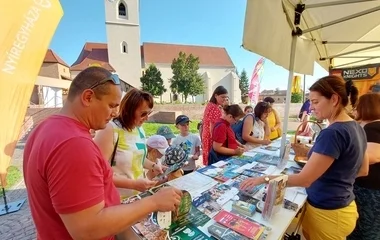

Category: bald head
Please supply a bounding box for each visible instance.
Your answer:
[67,67,113,101]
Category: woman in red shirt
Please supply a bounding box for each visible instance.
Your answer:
[209,104,246,164]
[201,86,229,165]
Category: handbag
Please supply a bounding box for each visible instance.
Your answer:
[110,133,119,167]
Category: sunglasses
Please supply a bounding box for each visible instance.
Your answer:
[89,74,121,89]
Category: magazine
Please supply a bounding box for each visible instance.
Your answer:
[213,210,265,239]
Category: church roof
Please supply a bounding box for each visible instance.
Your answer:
[70,42,235,72]
[44,49,69,67]
[142,42,235,68]
[70,42,115,72]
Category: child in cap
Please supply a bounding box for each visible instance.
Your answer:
[162,144,188,181]
[146,135,169,179]
[156,125,176,145]
[172,115,201,175]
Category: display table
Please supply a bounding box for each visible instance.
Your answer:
[125,139,307,240]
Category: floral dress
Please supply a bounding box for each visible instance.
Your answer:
[201,102,223,165]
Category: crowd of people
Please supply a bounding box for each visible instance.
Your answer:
[22,66,380,240]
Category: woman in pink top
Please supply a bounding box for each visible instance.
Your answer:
[201,86,229,165]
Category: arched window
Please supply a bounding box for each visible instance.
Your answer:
[121,41,128,53]
[118,2,128,19]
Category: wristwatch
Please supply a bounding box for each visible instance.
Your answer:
[264,176,270,183]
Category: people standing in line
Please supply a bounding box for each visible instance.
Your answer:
[241,75,368,240]
[94,88,164,198]
[348,93,380,240]
[263,97,282,140]
[201,86,228,165]
[23,67,182,240]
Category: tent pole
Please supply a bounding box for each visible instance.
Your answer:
[303,5,380,33]
[302,75,306,103]
[280,35,297,158]
[306,0,378,9]
[2,188,9,214]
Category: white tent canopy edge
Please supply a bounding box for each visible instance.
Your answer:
[242,0,380,157]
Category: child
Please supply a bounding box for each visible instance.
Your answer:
[146,135,169,180]
[156,125,176,145]
[162,144,189,181]
[172,115,201,175]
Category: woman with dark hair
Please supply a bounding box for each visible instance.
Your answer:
[241,75,369,240]
[201,86,229,165]
[239,102,271,149]
[348,93,380,240]
[94,88,162,198]
[210,104,245,163]
[263,97,282,140]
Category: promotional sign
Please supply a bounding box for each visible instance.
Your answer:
[330,63,380,96]
[0,0,63,187]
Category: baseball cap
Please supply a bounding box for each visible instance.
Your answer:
[146,135,169,155]
[163,144,188,166]
[175,115,191,125]
[156,126,176,139]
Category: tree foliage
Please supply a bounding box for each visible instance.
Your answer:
[291,92,303,103]
[239,69,249,96]
[140,64,166,98]
[170,52,205,102]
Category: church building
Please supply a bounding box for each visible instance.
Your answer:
[70,0,241,103]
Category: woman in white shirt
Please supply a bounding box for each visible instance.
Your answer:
[94,89,163,198]
[241,101,271,149]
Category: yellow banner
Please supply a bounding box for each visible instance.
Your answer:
[0,0,63,187]
[291,75,302,94]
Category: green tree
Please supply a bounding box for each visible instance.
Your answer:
[170,52,205,102]
[140,64,166,99]
[291,92,302,103]
[239,69,249,96]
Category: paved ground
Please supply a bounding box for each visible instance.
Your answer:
[0,141,36,240]
[0,121,302,240]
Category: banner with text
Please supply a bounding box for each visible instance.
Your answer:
[0,0,63,187]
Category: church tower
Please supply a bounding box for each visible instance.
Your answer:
[104,0,142,88]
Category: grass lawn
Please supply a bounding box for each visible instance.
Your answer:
[144,121,200,137]
[0,166,22,196]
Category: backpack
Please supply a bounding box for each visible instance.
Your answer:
[231,113,254,144]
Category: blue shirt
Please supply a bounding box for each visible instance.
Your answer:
[306,121,367,210]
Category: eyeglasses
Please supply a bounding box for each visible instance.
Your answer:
[141,110,153,118]
[89,74,121,89]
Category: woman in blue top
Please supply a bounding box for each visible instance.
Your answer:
[241,75,369,240]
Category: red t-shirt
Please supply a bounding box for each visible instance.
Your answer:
[23,115,120,240]
[212,118,239,150]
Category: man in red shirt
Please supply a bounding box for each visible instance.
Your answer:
[23,67,182,240]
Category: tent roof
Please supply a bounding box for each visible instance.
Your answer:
[242,0,380,75]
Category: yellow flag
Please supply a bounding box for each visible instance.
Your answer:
[0,0,63,187]
[291,75,302,94]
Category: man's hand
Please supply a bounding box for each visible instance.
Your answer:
[152,187,183,212]
[132,179,157,192]
[152,163,164,174]
[261,139,271,145]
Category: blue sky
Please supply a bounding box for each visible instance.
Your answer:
[49,0,328,91]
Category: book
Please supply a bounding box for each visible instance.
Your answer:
[262,175,288,220]
[170,223,211,239]
[232,200,256,217]
[214,210,265,239]
[208,222,251,240]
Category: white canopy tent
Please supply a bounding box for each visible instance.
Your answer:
[242,0,380,156]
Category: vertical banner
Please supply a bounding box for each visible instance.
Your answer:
[291,75,302,93]
[248,57,265,105]
[0,0,63,187]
